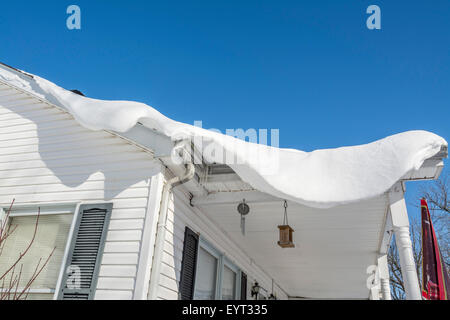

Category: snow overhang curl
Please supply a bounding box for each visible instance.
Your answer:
[0,64,447,208]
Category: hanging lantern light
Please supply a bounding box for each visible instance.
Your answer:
[237,199,250,236]
[250,282,260,299]
[278,200,295,248]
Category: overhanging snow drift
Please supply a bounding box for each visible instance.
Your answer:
[0,65,447,208]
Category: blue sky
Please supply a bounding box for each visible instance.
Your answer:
[0,0,448,216]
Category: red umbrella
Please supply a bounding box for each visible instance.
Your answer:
[421,198,449,300]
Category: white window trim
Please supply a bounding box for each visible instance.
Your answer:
[6,288,55,294]
[53,202,81,300]
[222,256,241,300]
[2,202,78,217]
[194,237,242,300]
[0,207,5,228]
[0,202,78,300]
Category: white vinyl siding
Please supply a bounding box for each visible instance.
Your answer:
[0,82,161,299]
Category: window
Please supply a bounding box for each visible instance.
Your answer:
[0,206,74,300]
[179,229,247,301]
[192,238,242,300]
[221,264,237,300]
[0,203,112,300]
[193,247,218,300]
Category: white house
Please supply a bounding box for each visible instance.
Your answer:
[0,62,447,300]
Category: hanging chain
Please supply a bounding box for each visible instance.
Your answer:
[238,199,249,236]
[282,200,288,225]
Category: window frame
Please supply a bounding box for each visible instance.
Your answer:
[0,202,78,299]
[193,238,222,300]
[193,237,242,300]
[221,257,240,300]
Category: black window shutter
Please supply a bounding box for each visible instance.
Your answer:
[57,203,112,300]
[179,227,199,300]
[240,272,247,300]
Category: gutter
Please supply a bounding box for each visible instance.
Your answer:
[147,142,196,299]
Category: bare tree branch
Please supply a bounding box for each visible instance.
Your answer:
[388,171,450,299]
[0,202,55,300]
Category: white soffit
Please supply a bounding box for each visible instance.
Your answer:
[197,194,388,299]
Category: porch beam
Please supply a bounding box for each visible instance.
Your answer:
[388,182,421,300]
[191,190,280,206]
[205,173,242,184]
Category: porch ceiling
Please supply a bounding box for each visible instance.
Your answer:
[196,193,388,299]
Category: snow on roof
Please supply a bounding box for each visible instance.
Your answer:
[0,63,447,208]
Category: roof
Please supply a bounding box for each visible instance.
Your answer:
[0,62,447,298]
[0,62,447,209]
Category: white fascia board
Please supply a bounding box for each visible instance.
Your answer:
[401,159,445,181]
[0,62,34,80]
[114,124,174,158]
[401,145,447,181]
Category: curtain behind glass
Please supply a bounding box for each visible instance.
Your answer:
[0,214,72,299]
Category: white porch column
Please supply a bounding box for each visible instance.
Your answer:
[370,286,380,300]
[388,182,421,300]
[377,254,391,300]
